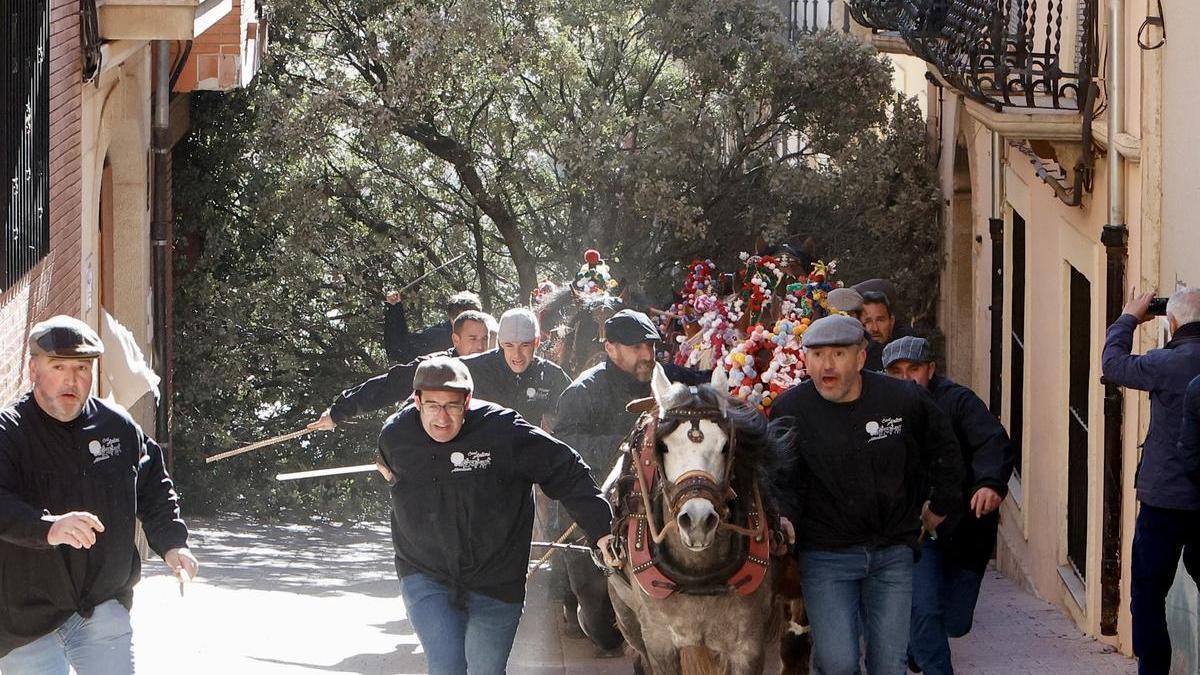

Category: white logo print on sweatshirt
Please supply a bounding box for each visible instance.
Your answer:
[88,438,122,463]
[865,418,903,443]
[449,451,493,473]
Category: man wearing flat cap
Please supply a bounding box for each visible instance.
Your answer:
[826,287,886,371]
[883,336,1014,675]
[770,315,963,675]
[555,309,709,477]
[551,308,709,647]
[0,316,197,673]
[377,356,614,674]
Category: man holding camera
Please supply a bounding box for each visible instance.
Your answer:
[1101,287,1200,675]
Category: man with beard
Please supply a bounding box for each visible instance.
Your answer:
[550,309,707,651]
[555,309,702,473]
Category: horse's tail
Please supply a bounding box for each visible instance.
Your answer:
[679,646,723,675]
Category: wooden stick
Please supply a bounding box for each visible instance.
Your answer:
[275,464,378,481]
[396,253,468,294]
[529,541,592,553]
[526,523,578,581]
[205,428,315,464]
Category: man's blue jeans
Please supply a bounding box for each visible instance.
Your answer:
[801,545,914,675]
[907,537,985,675]
[0,599,134,675]
[1130,504,1200,675]
[400,572,525,675]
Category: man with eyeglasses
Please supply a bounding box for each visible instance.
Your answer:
[378,356,616,674]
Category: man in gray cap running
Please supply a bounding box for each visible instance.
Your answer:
[378,356,615,674]
[882,336,1014,675]
[770,315,963,675]
[0,316,197,674]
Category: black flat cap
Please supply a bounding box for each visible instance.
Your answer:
[604,309,661,345]
[28,315,104,359]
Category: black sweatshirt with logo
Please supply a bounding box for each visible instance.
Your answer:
[379,400,611,603]
[770,371,963,552]
[0,394,188,655]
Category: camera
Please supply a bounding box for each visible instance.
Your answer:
[1148,297,1169,316]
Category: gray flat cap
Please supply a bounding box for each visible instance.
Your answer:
[28,315,104,359]
[827,288,864,313]
[413,356,474,393]
[497,308,539,343]
[882,336,934,369]
[801,314,868,348]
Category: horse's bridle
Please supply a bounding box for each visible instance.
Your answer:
[656,397,738,521]
[630,389,767,545]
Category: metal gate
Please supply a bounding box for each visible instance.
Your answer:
[2,0,52,291]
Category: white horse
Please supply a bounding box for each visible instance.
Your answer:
[606,364,800,674]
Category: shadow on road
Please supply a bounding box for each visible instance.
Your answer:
[187,515,398,598]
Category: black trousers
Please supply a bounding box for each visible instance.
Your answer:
[1130,503,1200,675]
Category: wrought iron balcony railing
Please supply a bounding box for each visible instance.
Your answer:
[848,0,1098,112]
[785,0,852,40]
[844,0,902,31]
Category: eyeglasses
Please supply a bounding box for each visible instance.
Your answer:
[420,401,466,417]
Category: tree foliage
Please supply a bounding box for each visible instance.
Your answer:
[171,0,941,517]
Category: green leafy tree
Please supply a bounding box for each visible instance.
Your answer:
[171,1,941,517]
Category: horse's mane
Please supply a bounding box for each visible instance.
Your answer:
[656,384,797,521]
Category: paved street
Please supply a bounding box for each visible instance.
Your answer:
[131,517,1136,674]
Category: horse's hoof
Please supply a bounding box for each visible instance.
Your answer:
[593,645,625,659]
[560,605,586,638]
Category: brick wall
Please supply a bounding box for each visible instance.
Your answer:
[0,0,83,404]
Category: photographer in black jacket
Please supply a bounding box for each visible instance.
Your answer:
[379,356,614,674]
[0,316,196,674]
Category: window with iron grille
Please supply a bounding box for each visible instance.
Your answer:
[2,0,52,292]
[1067,266,1091,581]
[1009,211,1026,477]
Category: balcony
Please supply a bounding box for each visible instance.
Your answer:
[173,0,268,92]
[847,0,1098,114]
[95,0,232,41]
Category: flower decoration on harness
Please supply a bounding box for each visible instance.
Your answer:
[572,249,619,296]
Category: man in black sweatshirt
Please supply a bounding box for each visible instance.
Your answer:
[0,316,196,673]
[379,356,614,674]
[771,315,963,675]
[310,309,494,431]
[884,336,1014,675]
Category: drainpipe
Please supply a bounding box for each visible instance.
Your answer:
[151,40,174,469]
[1100,0,1126,638]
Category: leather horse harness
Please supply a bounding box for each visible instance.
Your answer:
[611,388,777,600]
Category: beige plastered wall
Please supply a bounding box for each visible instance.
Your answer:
[79,44,157,428]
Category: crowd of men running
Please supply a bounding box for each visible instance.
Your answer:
[0,280,1197,675]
